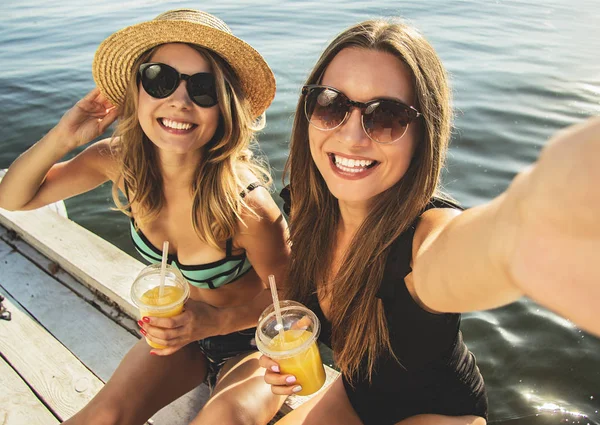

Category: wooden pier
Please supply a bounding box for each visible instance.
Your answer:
[0,172,337,424]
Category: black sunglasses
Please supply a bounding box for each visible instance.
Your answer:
[302,85,422,144]
[138,62,218,108]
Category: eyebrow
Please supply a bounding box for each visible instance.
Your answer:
[319,83,414,106]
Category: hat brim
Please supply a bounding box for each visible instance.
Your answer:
[92,20,275,118]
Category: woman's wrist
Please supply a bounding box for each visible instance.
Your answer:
[44,126,81,154]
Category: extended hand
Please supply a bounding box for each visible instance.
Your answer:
[138,299,223,356]
[506,116,600,337]
[55,88,119,149]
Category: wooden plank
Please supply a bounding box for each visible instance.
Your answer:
[0,291,105,421]
[0,203,143,319]
[0,170,338,420]
[0,238,138,382]
[0,232,209,425]
[0,228,139,333]
[0,357,60,425]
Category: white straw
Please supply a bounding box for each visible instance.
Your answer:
[158,241,169,298]
[268,274,285,341]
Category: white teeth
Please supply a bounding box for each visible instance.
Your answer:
[161,118,193,130]
[332,154,375,173]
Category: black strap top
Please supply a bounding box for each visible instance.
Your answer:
[281,188,487,423]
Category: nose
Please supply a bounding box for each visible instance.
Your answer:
[168,80,193,109]
[336,107,370,147]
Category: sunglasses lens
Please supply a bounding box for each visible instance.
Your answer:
[139,64,179,98]
[305,87,348,130]
[188,73,218,107]
[363,101,413,144]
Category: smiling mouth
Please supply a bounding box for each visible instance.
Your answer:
[158,118,198,131]
[329,153,378,173]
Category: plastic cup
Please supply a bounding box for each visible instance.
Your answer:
[130,263,189,349]
[255,300,326,396]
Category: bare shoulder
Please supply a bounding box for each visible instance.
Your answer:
[405,207,462,313]
[413,207,462,257]
[239,185,283,232]
[236,165,277,218]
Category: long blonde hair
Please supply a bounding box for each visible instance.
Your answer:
[110,44,271,248]
[285,20,452,383]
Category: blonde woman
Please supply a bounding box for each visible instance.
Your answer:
[259,19,599,425]
[0,9,289,425]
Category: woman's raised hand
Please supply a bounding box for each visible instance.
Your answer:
[137,299,224,356]
[55,88,119,149]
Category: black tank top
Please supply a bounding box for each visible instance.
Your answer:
[281,190,488,425]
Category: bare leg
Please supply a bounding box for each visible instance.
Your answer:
[273,376,486,425]
[192,351,286,425]
[396,415,486,425]
[274,376,363,425]
[64,339,208,425]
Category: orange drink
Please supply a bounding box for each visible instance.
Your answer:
[130,264,189,349]
[256,300,326,396]
[268,329,326,395]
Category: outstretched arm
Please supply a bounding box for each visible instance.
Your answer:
[411,117,600,337]
[0,88,119,210]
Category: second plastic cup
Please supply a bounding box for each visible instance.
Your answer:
[255,300,326,396]
[130,263,189,349]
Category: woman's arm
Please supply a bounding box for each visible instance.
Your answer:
[0,88,119,210]
[218,186,291,333]
[411,117,600,337]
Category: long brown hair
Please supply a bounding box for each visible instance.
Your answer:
[111,43,271,248]
[285,19,452,383]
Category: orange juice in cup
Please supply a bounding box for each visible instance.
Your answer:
[256,300,326,396]
[130,264,189,349]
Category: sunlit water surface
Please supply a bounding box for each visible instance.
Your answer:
[1,1,599,423]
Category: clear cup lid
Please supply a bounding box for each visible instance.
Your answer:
[130,264,189,312]
[255,300,321,359]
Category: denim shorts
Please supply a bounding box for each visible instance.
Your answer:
[197,327,257,390]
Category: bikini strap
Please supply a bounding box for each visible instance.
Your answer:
[122,179,133,213]
[123,179,130,200]
[240,182,262,198]
[226,238,233,256]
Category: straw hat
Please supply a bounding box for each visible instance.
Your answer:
[92,9,275,118]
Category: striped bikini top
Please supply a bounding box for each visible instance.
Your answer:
[125,182,260,289]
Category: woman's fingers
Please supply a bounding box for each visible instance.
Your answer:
[258,355,302,395]
[149,344,185,357]
[258,354,279,370]
[265,370,303,395]
[138,317,186,345]
[98,106,120,133]
[291,315,313,330]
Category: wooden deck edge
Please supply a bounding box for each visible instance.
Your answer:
[0,290,105,421]
[0,205,142,319]
[0,170,340,417]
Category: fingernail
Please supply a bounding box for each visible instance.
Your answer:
[142,317,150,323]
[137,320,144,327]
[271,365,280,373]
[140,328,147,336]
[292,386,303,393]
[285,376,296,384]
[150,351,157,356]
